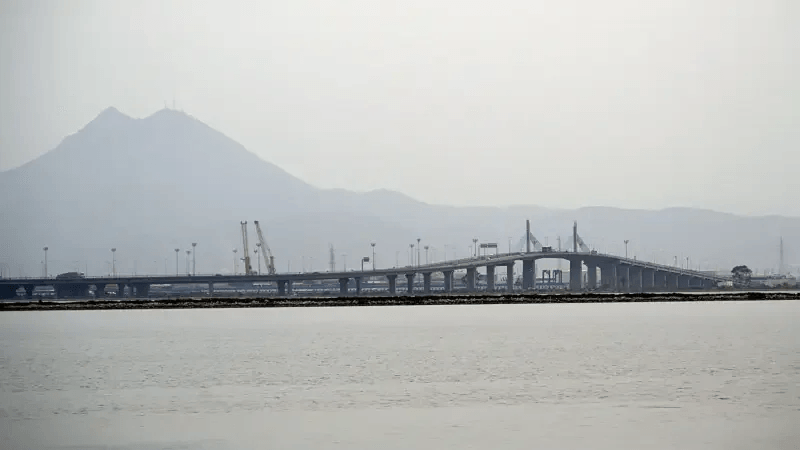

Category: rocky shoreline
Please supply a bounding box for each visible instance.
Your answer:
[1,291,797,311]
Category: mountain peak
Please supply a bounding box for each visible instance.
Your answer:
[80,106,132,133]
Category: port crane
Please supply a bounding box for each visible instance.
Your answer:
[240,221,254,275]
[253,220,277,275]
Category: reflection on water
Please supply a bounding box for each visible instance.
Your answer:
[1,301,798,449]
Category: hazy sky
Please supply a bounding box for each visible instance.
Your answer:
[1,0,798,215]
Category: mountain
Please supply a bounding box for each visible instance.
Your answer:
[1,108,798,278]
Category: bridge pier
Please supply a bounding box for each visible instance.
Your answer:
[406,273,415,294]
[617,266,629,291]
[278,280,287,296]
[94,283,106,298]
[569,259,582,291]
[586,263,597,290]
[678,275,690,290]
[287,280,293,295]
[116,284,125,298]
[702,279,716,289]
[0,285,18,299]
[654,271,667,290]
[522,260,535,290]
[666,273,678,291]
[600,264,616,290]
[642,269,655,291]
[422,273,432,294]
[355,277,362,296]
[207,282,214,297]
[339,278,349,295]
[442,271,453,293]
[630,267,643,292]
[130,283,150,298]
[506,264,514,292]
[466,268,477,291]
[387,274,397,295]
[24,285,34,299]
[486,266,495,291]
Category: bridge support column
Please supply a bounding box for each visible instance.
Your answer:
[339,278,349,295]
[522,260,534,290]
[486,266,495,291]
[690,277,702,289]
[24,285,34,299]
[678,275,690,290]
[466,268,476,291]
[387,274,397,295]
[355,277,362,296]
[278,281,287,296]
[642,269,655,291]
[586,264,597,290]
[666,273,678,291]
[443,271,453,293]
[406,274,415,294]
[131,283,150,298]
[287,280,293,295]
[569,259,582,291]
[600,265,616,290]
[94,284,106,298]
[506,264,514,292]
[0,285,18,299]
[629,267,643,292]
[654,271,667,290]
[116,284,126,298]
[618,266,629,291]
[423,273,432,294]
[702,279,716,289]
[206,282,213,297]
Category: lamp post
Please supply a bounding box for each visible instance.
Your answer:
[417,238,421,268]
[473,238,478,257]
[43,247,48,278]
[409,244,414,266]
[233,249,238,275]
[185,250,191,275]
[111,248,116,277]
[175,248,180,275]
[624,240,629,259]
[362,256,369,272]
[424,245,429,265]
[255,245,261,275]
[371,242,376,270]
[192,242,197,276]
[343,253,347,271]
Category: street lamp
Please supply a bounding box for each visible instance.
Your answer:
[409,244,414,266]
[43,247,48,278]
[371,242,376,270]
[111,248,116,277]
[232,249,238,275]
[417,238,421,267]
[473,238,478,257]
[362,256,369,272]
[174,248,180,275]
[624,240,629,259]
[255,245,261,275]
[192,242,197,276]
[424,245,429,265]
[343,253,347,271]
[186,250,191,275]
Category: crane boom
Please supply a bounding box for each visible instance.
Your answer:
[253,220,276,275]
[240,221,253,275]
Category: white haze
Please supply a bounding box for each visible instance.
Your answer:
[1,0,798,216]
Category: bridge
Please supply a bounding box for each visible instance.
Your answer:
[0,250,729,300]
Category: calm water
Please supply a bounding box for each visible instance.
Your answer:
[1,301,798,449]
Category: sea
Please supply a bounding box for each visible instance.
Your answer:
[1,300,798,449]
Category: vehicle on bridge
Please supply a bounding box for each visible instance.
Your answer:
[56,272,85,279]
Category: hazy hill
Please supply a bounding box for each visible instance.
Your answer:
[0,108,797,278]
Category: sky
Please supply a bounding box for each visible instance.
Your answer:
[1,0,798,216]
